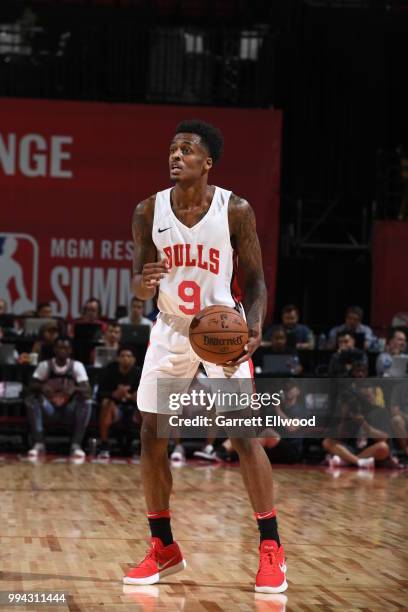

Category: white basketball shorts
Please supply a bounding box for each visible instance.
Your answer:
[137,311,252,414]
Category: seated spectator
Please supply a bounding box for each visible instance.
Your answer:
[97,346,142,459]
[390,381,408,457]
[25,337,92,460]
[31,321,60,361]
[36,302,53,318]
[323,382,391,468]
[264,326,290,352]
[72,297,107,333]
[118,297,153,328]
[259,381,306,464]
[328,332,367,377]
[100,321,122,350]
[327,305,376,351]
[264,304,313,350]
[263,326,302,375]
[376,329,407,376]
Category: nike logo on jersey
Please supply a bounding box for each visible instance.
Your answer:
[158,227,171,233]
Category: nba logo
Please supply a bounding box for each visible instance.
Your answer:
[0,233,39,314]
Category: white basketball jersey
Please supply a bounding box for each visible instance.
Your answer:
[152,186,238,318]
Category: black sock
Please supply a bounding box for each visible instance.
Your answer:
[257,516,280,546]
[148,517,173,546]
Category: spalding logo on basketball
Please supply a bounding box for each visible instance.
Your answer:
[189,305,249,365]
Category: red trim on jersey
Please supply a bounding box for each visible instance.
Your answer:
[230,249,242,304]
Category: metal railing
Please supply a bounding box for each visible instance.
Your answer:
[0,19,275,106]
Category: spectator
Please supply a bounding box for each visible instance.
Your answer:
[263,326,302,375]
[25,337,92,460]
[328,332,367,377]
[118,297,153,328]
[36,302,53,318]
[71,297,107,346]
[260,382,306,464]
[376,329,407,376]
[265,326,289,352]
[327,306,375,351]
[0,298,6,316]
[390,381,408,457]
[100,321,122,350]
[323,382,391,468]
[31,321,60,361]
[97,346,142,459]
[264,305,313,350]
[73,298,107,330]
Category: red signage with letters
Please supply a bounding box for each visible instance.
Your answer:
[0,99,282,320]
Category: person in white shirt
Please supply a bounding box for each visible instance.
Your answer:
[25,337,92,460]
[118,297,153,328]
[376,329,407,376]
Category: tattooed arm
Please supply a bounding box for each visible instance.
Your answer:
[229,194,267,363]
[131,196,168,300]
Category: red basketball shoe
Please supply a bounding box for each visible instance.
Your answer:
[255,540,288,593]
[123,537,186,585]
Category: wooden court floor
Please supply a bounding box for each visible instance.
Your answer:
[0,456,407,611]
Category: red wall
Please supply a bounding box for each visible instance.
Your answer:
[0,99,282,320]
[372,221,408,328]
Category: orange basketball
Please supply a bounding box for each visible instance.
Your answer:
[189,305,249,365]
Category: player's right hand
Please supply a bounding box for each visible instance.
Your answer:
[142,260,169,288]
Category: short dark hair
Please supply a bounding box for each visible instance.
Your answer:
[271,325,287,337]
[337,331,355,341]
[117,345,137,358]
[389,328,407,341]
[107,320,121,329]
[83,297,102,316]
[175,119,224,163]
[54,335,71,347]
[346,305,363,319]
[282,304,299,315]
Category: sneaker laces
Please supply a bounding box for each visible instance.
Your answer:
[260,548,278,571]
[139,544,158,566]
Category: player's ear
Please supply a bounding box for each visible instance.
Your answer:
[205,156,213,171]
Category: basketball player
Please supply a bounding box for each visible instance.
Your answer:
[123,120,287,593]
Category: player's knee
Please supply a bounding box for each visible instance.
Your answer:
[140,415,165,454]
[391,414,405,429]
[229,437,258,456]
[374,441,390,461]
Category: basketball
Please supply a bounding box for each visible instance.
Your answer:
[189,305,249,364]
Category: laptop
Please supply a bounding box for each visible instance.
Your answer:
[94,346,118,368]
[262,354,294,374]
[120,324,151,345]
[389,355,408,377]
[0,314,15,329]
[73,323,103,341]
[0,344,16,365]
[24,318,56,335]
